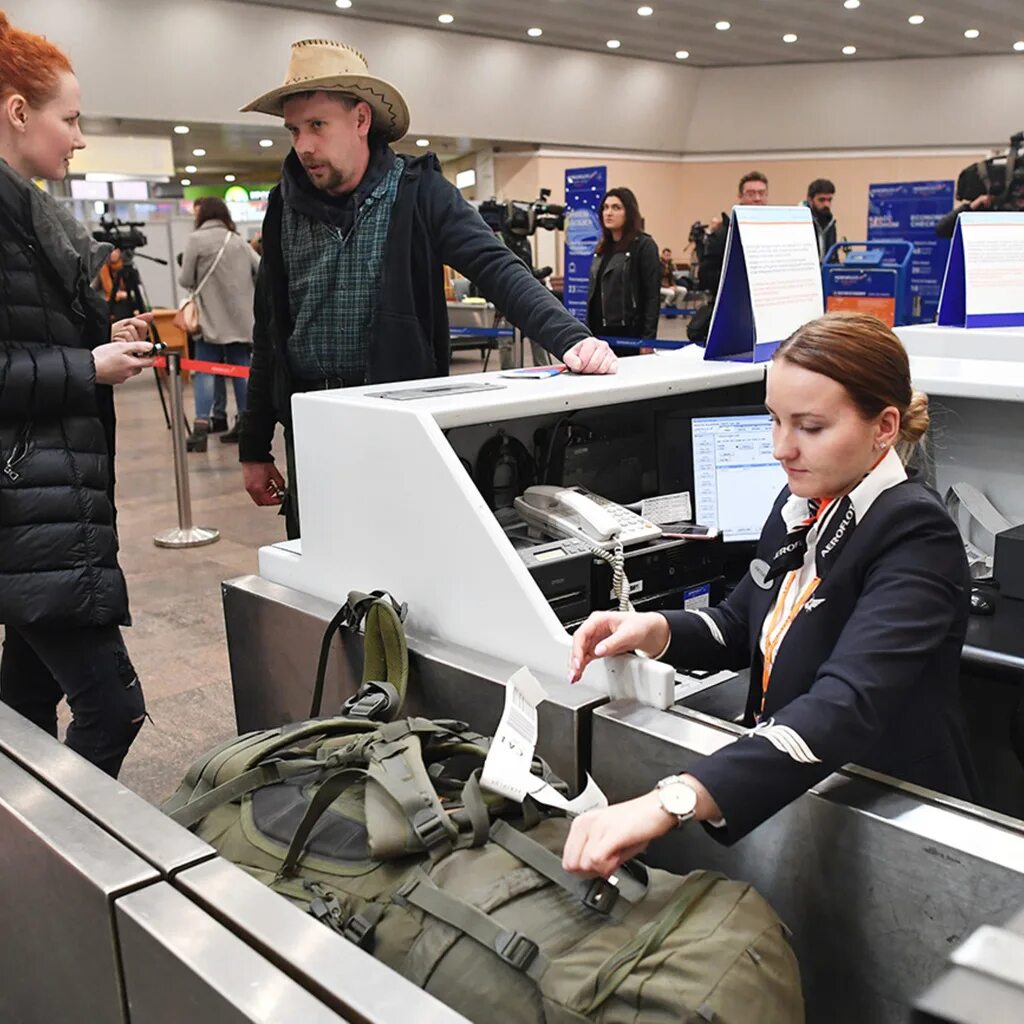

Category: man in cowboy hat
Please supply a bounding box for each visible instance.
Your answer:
[239,38,618,537]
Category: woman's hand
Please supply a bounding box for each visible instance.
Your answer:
[568,610,670,683]
[93,341,157,386]
[562,791,674,878]
[111,312,153,343]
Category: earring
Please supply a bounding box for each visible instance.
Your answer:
[877,442,888,451]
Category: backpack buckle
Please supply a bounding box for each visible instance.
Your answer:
[410,807,451,854]
[341,681,399,721]
[493,930,539,971]
[341,912,377,951]
[581,877,619,915]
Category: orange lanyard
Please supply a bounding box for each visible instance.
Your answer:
[760,570,822,715]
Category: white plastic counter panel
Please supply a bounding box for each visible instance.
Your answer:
[909,355,1024,403]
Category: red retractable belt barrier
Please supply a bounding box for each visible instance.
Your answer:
[154,356,250,379]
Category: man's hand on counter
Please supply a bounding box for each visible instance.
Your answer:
[562,337,618,375]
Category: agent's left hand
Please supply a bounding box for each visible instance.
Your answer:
[562,337,617,375]
[111,312,154,343]
[562,791,673,878]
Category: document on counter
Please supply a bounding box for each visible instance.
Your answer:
[481,666,608,815]
[938,211,1024,328]
[705,205,823,363]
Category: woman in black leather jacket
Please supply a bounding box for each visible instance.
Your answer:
[585,187,661,357]
[0,13,155,777]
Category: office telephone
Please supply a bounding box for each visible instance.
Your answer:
[514,485,662,551]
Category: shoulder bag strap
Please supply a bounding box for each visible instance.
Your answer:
[190,229,233,299]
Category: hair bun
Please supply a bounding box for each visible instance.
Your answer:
[900,389,930,446]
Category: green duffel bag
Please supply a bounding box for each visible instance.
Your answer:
[164,592,804,1024]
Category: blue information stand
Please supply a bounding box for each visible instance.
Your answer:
[822,241,913,326]
[563,167,606,324]
[867,180,954,323]
[937,211,1024,328]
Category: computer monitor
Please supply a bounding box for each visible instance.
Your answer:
[657,406,788,543]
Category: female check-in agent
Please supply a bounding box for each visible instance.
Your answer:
[562,312,978,879]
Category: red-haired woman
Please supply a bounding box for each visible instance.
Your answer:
[563,313,978,876]
[0,12,154,776]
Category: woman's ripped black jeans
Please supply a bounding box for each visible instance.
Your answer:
[0,623,146,777]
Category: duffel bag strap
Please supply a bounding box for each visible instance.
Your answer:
[393,869,550,981]
[489,819,647,915]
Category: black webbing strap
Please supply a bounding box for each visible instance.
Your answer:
[394,870,549,980]
[489,819,647,915]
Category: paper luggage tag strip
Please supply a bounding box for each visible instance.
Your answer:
[481,666,607,815]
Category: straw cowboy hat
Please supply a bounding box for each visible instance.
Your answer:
[241,38,410,142]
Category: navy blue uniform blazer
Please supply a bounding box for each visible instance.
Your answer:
[663,475,978,843]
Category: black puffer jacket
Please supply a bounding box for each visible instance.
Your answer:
[0,161,128,627]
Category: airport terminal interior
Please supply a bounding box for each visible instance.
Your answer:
[4,2,1024,1022]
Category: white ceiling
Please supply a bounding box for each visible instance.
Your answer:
[250,0,1024,67]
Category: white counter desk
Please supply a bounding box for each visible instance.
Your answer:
[258,349,763,707]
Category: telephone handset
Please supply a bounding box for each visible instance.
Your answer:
[514,485,662,551]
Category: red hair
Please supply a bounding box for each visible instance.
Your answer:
[0,11,73,108]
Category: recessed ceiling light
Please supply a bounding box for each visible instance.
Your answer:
[782,33,798,43]
[192,148,206,157]
[637,5,653,15]
[964,29,980,39]
[908,15,924,25]
[438,13,453,24]
[1015,40,1024,52]
[415,138,430,147]
[224,174,236,183]
[259,139,274,148]
[180,179,191,186]
[527,27,542,38]
[335,0,352,7]
[674,49,690,59]
[715,21,730,31]
[185,164,197,173]
[844,0,860,9]
[173,125,190,135]
[842,45,857,55]
[606,39,621,49]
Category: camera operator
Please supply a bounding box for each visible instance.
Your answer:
[0,13,154,777]
[934,190,1020,239]
[239,36,617,538]
[936,139,1024,238]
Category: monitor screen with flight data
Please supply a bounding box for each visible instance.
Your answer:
[690,413,788,542]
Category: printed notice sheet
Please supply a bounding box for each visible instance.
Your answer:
[961,212,1024,320]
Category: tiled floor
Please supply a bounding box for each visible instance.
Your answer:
[33,322,695,806]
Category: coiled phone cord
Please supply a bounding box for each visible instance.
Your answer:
[590,538,634,613]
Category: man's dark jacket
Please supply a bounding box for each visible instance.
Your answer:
[0,163,128,627]
[240,151,590,463]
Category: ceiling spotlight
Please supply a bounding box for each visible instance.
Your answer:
[964,29,980,39]
[180,179,192,186]
[1015,41,1024,52]
[674,49,690,59]
[527,27,542,38]
[438,13,453,24]
[259,139,274,148]
[173,125,190,135]
[908,15,924,25]
[185,164,197,173]
[192,148,206,157]
[224,174,236,183]
[782,33,798,43]
[415,138,430,147]
[842,45,857,55]
[843,0,860,9]
[715,21,730,31]
[606,39,621,49]
[335,0,352,7]
[637,5,653,15]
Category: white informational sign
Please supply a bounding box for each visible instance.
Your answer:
[736,206,824,346]
[705,205,824,362]
[481,667,608,815]
[961,212,1024,322]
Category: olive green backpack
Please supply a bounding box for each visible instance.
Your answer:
[164,590,804,1024]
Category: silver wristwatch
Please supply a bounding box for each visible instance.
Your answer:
[655,774,698,827]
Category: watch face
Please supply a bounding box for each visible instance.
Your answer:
[661,782,698,817]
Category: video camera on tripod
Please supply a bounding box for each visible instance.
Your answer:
[956,131,1024,207]
[92,213,149,254]
[479,188,566,238]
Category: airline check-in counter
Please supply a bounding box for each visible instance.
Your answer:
[219,348,1024,1023]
